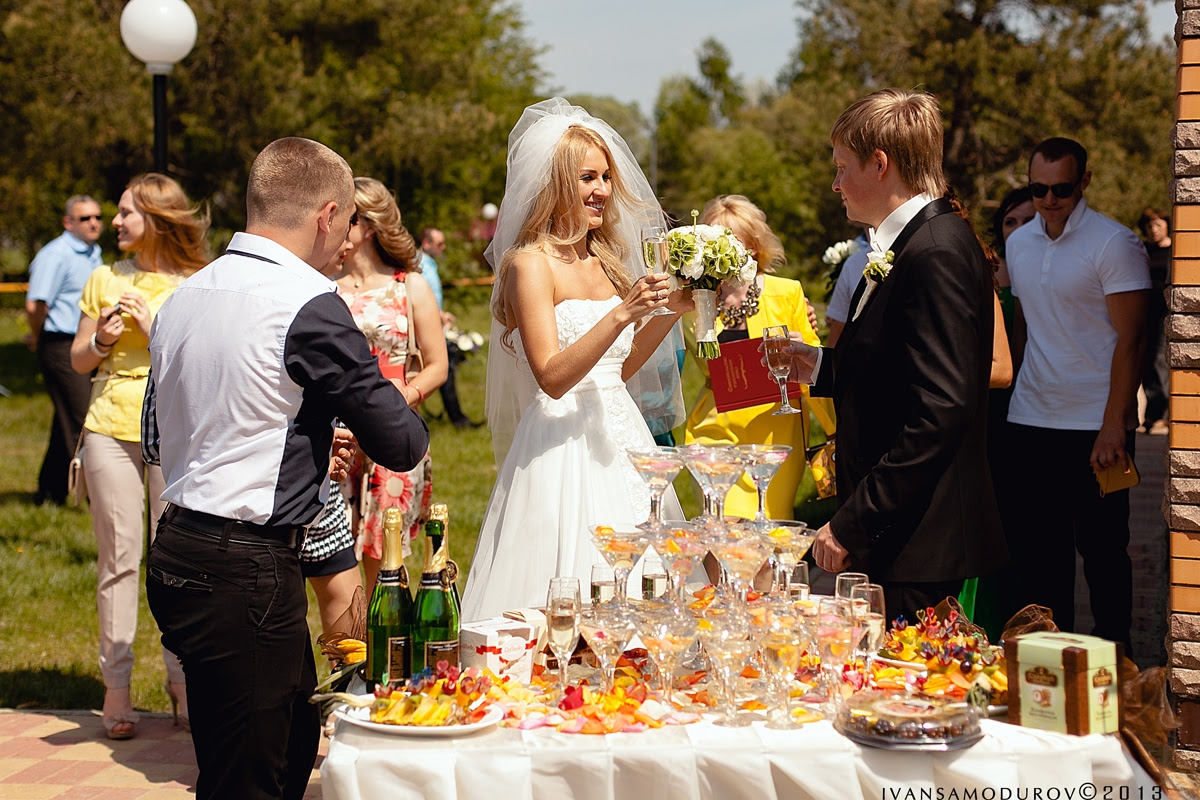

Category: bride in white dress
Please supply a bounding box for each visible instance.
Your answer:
[461,98,690,621]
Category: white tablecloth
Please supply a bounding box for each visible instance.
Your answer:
[321,716,1155,800]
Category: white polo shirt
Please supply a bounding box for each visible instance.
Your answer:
[1007,198,1151,430]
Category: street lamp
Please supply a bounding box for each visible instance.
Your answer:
[119,0,198,174]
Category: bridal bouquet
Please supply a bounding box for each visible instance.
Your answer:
[666,211,757,359]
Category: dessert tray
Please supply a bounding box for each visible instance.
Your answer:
[834,689,984,751]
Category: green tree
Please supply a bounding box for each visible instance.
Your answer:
[0,0,543,281]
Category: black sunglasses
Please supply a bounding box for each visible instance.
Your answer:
[73,215,102,222]
[1029,181,1079,200]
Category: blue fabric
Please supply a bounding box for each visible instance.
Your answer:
[419,251,444,310]
[27,232,102,334]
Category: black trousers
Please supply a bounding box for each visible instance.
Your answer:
[439,339,469,423]
[147,520,319,800]
[36,333,93,503]
[1001,424,1135,651]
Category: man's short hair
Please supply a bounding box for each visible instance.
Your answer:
[1030,137,1088,180]
[830,88,947,198]
[246,137,353,230]
[64,194,98,217]
[421,227,443,244]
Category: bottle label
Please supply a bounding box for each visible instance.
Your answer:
[386,636,410,682]
[420,573,442,589]
[424,639,459,667]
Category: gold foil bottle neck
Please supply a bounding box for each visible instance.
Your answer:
[430,503,448,525]
[423,514,449,576]
[381,508,406,570]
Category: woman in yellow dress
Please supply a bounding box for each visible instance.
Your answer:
[684,195,835,520]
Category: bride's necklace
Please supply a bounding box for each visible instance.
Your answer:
[719,279,761,329]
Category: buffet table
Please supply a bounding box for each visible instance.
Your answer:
[320,715,1155,800]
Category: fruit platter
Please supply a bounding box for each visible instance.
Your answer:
[327,661,501,736]
[869,607,1008,707]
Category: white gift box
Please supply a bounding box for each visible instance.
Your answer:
[458,617,539,683]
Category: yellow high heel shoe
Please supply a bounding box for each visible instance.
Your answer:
[165,682,190,733]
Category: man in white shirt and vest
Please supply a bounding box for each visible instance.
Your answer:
[143,138,430,800]
[1004,137,1150,651]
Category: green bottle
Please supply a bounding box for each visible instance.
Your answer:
[424,503,461,611]
[411,502,460,673]
[366,508,413,687]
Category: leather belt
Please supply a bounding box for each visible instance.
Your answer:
[164,505,306,551]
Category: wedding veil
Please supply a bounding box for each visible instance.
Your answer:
[484,97,686,465]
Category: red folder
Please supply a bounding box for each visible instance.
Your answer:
[709,336,802,413]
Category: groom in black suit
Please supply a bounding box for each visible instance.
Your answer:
[782,89,1006,622]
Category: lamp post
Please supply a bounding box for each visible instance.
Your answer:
[119,0,198,175]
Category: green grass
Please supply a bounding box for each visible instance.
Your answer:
[0,285,831,713]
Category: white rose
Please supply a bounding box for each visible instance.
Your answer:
[739,258,757,284]
[681,258,704,280]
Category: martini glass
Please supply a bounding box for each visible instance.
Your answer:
[626,446,685,531]
[736,444,793,528]
[758,520,814,596]
[698,611,756,727]
[708,523,771,618]
[680,445,746,526]
[578,604,636,694]
[651,523,709,609]
[591,526,650,611]
[638,603,698,695]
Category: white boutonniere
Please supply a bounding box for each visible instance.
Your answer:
[863,249,894,283]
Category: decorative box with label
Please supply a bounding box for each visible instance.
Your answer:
[459,618,538,684]
[1004,631,1123,735]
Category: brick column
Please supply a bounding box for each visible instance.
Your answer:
[1171,4,1200,768]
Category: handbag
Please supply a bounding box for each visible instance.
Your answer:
[67,430,87,506]
[807,436,836,500]
[403,273,424,383]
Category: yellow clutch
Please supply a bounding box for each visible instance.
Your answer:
[1093,456,1139,497]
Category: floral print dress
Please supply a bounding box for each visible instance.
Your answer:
[339,276,433,559]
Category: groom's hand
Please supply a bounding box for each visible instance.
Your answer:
[761,336,820,385]
[812,523,850,572]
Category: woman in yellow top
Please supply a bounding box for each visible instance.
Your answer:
[70,174,209,740]
[684,195,834,520]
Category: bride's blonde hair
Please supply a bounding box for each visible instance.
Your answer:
[492,125,633,333]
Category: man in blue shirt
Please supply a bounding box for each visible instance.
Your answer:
[421,227,479,427]
[25,195,104,504]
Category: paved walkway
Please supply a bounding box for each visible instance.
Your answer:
[0,710,324,798]
[0,433,1183,798]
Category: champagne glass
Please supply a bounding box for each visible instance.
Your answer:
[763,325,803,416]
[546,577,581,702]
[835,572,869,600]
[698,611,756,727]
[641,226,673,317]
[578,604,635,694]
[816,597,854,715]
[758,520,813,596]
[590,563,615,606]
[789,561,811,601]
[651,524,708,609]
[762,601,804,730]
[708,523,771,617]
[679,445,746,526]
[736,444,793,528]
[639,604,698,695]
[850,582,886,671]
[590,526,650,610]
[626,446,685,530]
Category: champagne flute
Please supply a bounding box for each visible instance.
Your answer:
[590,563,614,606]
[835,572,868,600]
[789,561,810,601]
[815,597,854,715]
[763,325,803,416]
[850,582,886,671]
[546,577,581,702]
[641,225,672,317]
[762,600,804,730]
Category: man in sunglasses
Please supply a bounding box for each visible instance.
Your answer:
[1003,137,1151,652]
[24,195,104,505]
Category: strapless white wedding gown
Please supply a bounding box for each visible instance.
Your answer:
[461,297,684,621]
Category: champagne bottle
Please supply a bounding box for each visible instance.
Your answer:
[424,503,460,611]
[412,502,460,673]
[366,508,413,687]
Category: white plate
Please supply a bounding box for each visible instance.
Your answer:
[334,702,503,737]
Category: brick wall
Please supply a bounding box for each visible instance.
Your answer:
[1172,0,1200,768]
